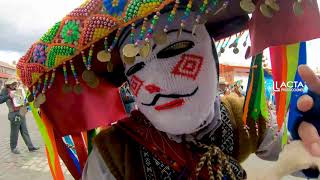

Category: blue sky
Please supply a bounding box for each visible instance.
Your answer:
[0,0,319,70]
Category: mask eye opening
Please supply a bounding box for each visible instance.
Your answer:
[157,40,195,59]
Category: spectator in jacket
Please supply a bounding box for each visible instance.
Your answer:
[0,79,39,154]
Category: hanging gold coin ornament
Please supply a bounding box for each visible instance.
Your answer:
[28,86,36,103]
[62,84,73,93]
[81,45,99,87]
[107,62,114,72]
[220,47,225,54]
[243,34,249,47]
[220,36,231,54]
[265,0,280,11]
[37,73,49,105]
[260,3,274,18]
[123,44,139,58]
[153,31,167,45]
[27,93,34,102]
[122,24,139,64]
[97,37,111,62]
[37,93,46,105]
[87,78,100,88]
[74,84,82,94]
[62,62,73,93]
[82,70,96,82]
[233,47,240,54]
[70,60,83,95]
[97,51,111,62]
[140,42,151,58]
[293,0,304,16]
[122,55,136,65]
[240,0,256,13]
[33,98,40,108]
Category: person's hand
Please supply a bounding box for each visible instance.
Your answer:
[297,65,320,156]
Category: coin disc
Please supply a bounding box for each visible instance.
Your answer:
[260,4,273,18]
[62,84,73,93]
[140,43,151,58]
[82,70,96,83]
[73,84,83,94]
[97,50,111,62]
[153,31,168,45]
[122,44,139,58]
[240,0,256,13]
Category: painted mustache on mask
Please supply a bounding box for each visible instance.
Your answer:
[141,87,199,106]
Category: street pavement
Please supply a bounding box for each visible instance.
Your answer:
[0,104,72,180]
[0,103,309,180]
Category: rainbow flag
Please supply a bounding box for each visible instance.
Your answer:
[269,42,307,144]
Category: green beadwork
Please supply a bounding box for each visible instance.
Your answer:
[47,46,75,68]
[40,21,61,43]
[61,21,80,44]
[124,0,163,22]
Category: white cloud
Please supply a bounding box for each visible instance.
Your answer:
[0,0,83,54]
[0,50,23,64]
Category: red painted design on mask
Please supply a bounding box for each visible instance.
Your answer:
[155,99,185,111]
[171,54,203,80]
[130,75,144,96]
[145,84,161,94]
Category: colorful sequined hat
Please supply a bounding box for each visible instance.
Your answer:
[16,0,253,135]
[16,0,320,136]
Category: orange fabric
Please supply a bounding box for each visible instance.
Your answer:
[82,132,88,147]
[45,146,57,180]
[276,47,287,130]
[242,63,255,125]
[41,110,65,180]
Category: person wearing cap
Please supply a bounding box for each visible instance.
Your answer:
[218,77,228,96]
[15,0,320,179]
[0,79,39,154]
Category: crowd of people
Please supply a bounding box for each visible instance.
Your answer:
[218,77,246,97]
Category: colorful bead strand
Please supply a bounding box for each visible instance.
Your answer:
[130,23,136,44]
[135,18,148,46]
[164,0,180,33]
[182,0,193,24]
[41,74,49,93]
[104,37,109,51]
[36,79,42,95]
[108,28,122,52]
[145,12,160,43]
[70,60,80,85]
[178,0,193,38]
[32,86,36,98]
[87,45,94,70]
[81,51,88,69]
[200,0,209,13]
[48,69,56,89]
[63,62,69,84]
